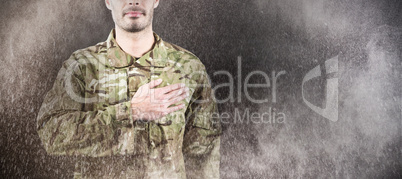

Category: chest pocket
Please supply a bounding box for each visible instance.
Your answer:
[127,67,150,98]
[102,69,129,104]
[86,68,129,110]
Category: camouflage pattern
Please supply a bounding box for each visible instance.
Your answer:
[37,29,221,179]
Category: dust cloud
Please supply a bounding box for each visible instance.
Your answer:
[1,0,400,178]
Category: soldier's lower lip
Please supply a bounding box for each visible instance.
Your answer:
[126,12,143,17]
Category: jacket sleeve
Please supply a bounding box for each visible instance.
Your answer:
[183,67,222,179]
[36,56,132,157]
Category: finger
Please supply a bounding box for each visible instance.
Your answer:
[163,87,189,100]
[165,104,186,114]
[153,87,186,101]
[158,83,186,94]
[166,90,188,106]
[157,103,168,110]
[147,79,163,89]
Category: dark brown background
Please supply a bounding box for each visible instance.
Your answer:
[1,0,401,178]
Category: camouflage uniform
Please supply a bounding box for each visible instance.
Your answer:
[37,29,221,179]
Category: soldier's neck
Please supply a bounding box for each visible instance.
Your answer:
[115,26,155,58]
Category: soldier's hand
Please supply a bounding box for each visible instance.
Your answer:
[130,79,189,121]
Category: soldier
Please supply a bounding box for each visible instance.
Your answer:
[36,0,221,178]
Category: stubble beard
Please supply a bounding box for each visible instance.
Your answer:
[117,8,154,33]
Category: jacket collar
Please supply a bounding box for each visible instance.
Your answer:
[105,29,167,68]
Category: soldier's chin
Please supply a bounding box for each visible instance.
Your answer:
[122,25,146,33]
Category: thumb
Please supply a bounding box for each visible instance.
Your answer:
[148,79,163,89]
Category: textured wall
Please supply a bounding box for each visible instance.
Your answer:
[1,0,401,178]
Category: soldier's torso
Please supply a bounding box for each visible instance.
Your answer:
[72,39,204,179]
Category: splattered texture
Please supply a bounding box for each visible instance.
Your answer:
[0,0,401,178]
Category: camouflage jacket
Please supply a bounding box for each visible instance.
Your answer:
[37,29,221,179]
